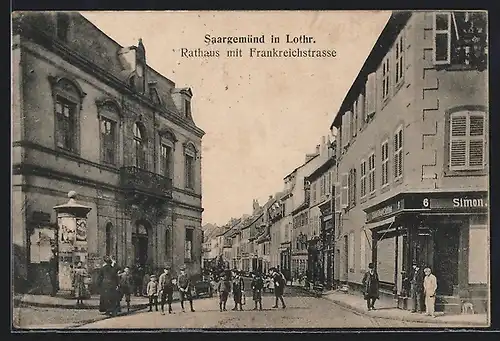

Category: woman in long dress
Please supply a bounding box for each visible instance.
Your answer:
[73,261,87,306]
[97,256,120,316]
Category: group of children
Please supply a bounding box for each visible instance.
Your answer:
[216,270,265,312]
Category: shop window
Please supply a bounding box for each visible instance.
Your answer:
[381,140,389,187]
[360,228,366,271]
[133,123,147,169]
[449,110,486,171]
[185,227,194,262]
[432,11,487,70]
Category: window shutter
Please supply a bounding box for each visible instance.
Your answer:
[358,92,365,130]
[346,111,352,145]
[450,114,467,169]
[341,172,349,208]
[365,72,377,118]
[341,114,346,150]
[469,114,485,168]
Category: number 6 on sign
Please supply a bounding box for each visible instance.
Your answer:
[423,198,429,208]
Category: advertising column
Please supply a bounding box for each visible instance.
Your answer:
[53,191,92,295]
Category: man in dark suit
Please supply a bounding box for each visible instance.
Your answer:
[410,262,424,313]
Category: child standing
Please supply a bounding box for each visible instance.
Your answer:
[147,274,159,312]
[251,272,264,311]
[218,276,231,312]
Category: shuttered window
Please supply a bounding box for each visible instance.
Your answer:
[381,140,389,186]
[348,168,357,208]
[358,90,366,130]
[382,57,390,101]
[360,159,367,198]
[449,111,486,170]
[368,153,376,194]
[352,102,358,138]
[341,173,349,209]
[395,34,405,85]
[394,127,403,179]
[348,231,355,272]
[366,72,377,118]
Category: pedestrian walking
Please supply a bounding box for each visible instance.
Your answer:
[423,267,438,318]
[142,267,151,297]
[97,255,120,316]
[270,268,286,309]
[362,263,380,311]
[158,266,175,315]
[410,262,424,313]
[146,274,159,312]
[218,275,231,312]
[119,266,134,312]
[72,261,87,306]
[232,271,245,311]
[251,272,264,311]
[177,265,195,312]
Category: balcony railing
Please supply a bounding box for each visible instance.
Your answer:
[120,166,173,198]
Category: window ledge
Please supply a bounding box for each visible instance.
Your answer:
[394,176,404,186]
[368,192,377,200]
[444,168,487,177]
[360,196,367,204]
[381,184,390,194]
[435,64,487,72]
[394,80,405,95]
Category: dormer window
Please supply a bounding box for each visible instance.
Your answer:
[184,99,191,118]
[56,13,70,42]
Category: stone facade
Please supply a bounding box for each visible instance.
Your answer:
[12,12,205,293]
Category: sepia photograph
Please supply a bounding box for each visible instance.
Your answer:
[11,10,489,330]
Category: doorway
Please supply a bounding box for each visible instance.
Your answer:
[433,225,460,296]
[132,222,149,267]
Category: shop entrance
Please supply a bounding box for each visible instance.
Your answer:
[433,225,460,296]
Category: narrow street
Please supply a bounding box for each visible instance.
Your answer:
[78,286,436,329]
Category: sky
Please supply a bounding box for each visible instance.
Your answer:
[82,11,391,226]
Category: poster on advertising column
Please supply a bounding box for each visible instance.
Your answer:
[57,216,76,291]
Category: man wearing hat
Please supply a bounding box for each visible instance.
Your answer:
[159,265,175,314]
[410,262,424,313]
[177,265,195,312]
[362,263,380,311]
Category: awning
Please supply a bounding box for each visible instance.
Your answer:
[365,216,396,231]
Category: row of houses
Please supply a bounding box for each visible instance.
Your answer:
[203,11,488,314]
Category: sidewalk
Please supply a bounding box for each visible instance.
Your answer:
[294,286,489,327]
[13,292,183,329]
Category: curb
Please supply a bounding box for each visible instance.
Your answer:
[293,286,488,327]
[14,298,150,310]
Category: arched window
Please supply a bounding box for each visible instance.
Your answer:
[49,77,86,154]
[134,123,147,169]
[184,142,197,189]
[105,223,113,256]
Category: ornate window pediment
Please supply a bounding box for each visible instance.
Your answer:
[48,75,86,104]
